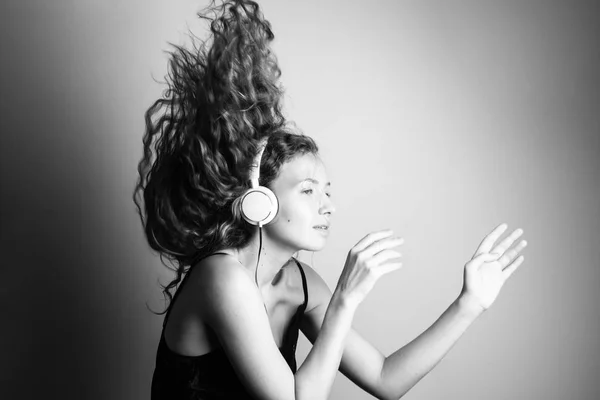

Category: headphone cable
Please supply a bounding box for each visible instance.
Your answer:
[255,226,262,287]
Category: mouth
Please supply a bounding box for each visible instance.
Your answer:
[313,225,330,231]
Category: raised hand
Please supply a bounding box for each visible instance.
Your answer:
[334,230,404,309]
[460,223,528,311]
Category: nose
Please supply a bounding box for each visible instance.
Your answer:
[319,195,336,216]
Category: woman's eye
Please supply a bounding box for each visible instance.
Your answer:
[302,189,313,195]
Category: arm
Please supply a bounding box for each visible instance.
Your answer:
[377,295,482,398]
[302,275,480,400]
[196,230,401,400]
[380,223,528,398]
[197,257,355,400]
[301,223,528,400]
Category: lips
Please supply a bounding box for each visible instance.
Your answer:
[313,225,329,230]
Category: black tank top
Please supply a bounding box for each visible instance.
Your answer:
[151,253,309,400]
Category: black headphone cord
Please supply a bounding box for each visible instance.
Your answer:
[255,226,262,287]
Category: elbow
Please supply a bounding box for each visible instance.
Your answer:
[382,387,411,400]
[379,394,404,400]
[376,384,407,400]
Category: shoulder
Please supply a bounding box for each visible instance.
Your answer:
[189,254,259,321]
[186,255,297,398]
[294,259,333,313]
[192,253,251,288]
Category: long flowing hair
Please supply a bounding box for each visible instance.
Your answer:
[133,0,318,313]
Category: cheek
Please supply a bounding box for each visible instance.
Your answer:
[272,193,318,229]
[274,203,311,230]
[284,204,312,224]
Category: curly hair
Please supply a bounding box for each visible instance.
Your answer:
[134,0,319,313]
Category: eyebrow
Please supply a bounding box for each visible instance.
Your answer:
[301,178,331,186]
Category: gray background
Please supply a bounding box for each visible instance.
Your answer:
[1,1,598,399]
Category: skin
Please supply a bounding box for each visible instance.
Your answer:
[164,153,336,353]
[163,153,528,400]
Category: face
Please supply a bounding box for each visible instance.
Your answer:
[265,153,336,252]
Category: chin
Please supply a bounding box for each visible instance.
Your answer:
[303,237,328,252]
[301,245,324,253]
[277,228,329,253]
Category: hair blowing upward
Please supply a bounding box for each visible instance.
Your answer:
[133,0,314,312]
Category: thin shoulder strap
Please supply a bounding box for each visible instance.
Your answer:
[162,252,230,328]
[292,257,309,307]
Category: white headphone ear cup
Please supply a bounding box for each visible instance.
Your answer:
[259,186,278,225]
[240,186,278,225]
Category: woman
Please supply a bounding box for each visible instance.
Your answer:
[134,1,528,399]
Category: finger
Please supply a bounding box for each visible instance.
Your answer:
[473,223,508,258]
[491,228,524,257]
[502,255,525,280]
[353,230,394,252]
[375,261,403,276]
[362,236,404,258]
[498,239,528,269]
[466,252,501,272]
[370,249,402,265]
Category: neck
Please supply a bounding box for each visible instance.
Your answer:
[232,228,297,288]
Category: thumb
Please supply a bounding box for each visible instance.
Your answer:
[482,252,502,262]
[468,252,501,270]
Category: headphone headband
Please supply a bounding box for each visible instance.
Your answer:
[238,136,278,227]
[249,137,268,188]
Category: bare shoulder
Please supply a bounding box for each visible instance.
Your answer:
[295,260,334,313]
[185,255,296,399]
[191,253,251,289]
[189,254,258,321]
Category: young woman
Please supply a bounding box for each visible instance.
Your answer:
[134,1,528,399]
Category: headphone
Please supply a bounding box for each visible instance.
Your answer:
[238,137,279,227]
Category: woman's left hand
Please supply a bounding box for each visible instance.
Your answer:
[460,223,528,312]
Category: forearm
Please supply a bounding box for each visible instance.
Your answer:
[295,294,356,400]
[379,295,483,399]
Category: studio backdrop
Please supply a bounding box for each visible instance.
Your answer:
[1,1,598,399]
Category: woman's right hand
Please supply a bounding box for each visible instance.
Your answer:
[334,230,404,309]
